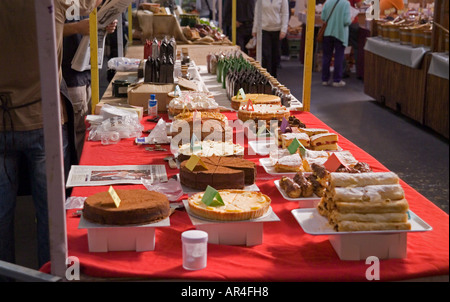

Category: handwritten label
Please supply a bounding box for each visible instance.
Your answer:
[245,99,254,111]
[287,138,306,156]
[280,117,290,133]
[185,154,208,171]
[237,88,246,100]
[190,134,201,152]
[108,186,122,208]
[323,153,347,172]
[201,185,224,207]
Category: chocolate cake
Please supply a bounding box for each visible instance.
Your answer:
[83,189,170,225]
[180,156,256,190]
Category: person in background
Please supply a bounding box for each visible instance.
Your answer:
[223,0,256,55]
[252,0,289,78]
[343,0,363,78]
[63,17,117,161]
[320,0,351,87]
[196,0,218,19]
[379,0,405,17]
[0,0,97,279]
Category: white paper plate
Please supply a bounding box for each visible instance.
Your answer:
[291,208,433,236]
[274,180,320,206]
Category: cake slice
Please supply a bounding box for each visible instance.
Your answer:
[281,132,311,149]
[310,133,339,151]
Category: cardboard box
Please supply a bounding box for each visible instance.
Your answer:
[78,215,170,252]
[183,200,280,246]
[128,82,175,113]
[95,101,144,120]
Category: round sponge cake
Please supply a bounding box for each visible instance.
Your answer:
[83,189,170,225]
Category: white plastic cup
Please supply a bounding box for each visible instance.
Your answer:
[181,230,208,270]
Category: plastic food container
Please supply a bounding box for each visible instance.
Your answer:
[181,230,208,270]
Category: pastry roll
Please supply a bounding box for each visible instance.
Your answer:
[330,184,405,203]
[330,212,409,223]
[335,221,411,232]
[329,172,399,188]
[334,199,409,214]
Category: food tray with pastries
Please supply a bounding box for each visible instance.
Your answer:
[291,208,432,235]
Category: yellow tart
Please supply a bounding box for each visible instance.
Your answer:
[188,190,271,221]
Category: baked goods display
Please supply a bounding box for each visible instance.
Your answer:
[176,140,244,162]
[237,104,290,123]
[302,150,359,172]
[168,91,220,116]
[170,111,230,142]
[180,156,256,190]
[231,93,281,110]
[188,190,271,221]
[279,172,314,198]
[309,133,339,151]
[281,132,311,149]
[82,189,170,225]
[317,172,411,232]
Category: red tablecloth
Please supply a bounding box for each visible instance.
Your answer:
[41,111,449,281]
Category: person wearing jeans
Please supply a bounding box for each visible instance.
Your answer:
[0,125,69,269]
[320,0,351,87]
[252,0,289,78]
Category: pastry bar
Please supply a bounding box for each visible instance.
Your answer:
[82,189,170,225]
[180,156,256,190]
[276,126,302,147]
[237,104,290,123]
[297,127,329,137]
[317,172,411,232]
[273,153,304,172]
[310,133,339,151]
[176,140,244,162]
[231,93,281,110]
[281,132,311,149]
[188,189,271,221]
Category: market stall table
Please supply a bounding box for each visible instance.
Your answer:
[40,110,449,281]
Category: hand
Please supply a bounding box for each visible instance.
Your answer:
[279,31,286,40]
[252,32,257,37]
[236,21,242,28]
[106,19,118,34]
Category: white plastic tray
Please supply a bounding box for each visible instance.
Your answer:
[248,140,277,156]
[291,208,433,236]
[274,180,320,207]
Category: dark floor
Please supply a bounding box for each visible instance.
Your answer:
[12,56,449,273]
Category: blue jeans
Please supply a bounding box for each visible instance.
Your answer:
[0,125,69,268]
[321,35,346,83]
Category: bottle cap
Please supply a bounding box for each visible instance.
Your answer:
[150,94,156,100]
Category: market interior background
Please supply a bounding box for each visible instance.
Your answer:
[13,0,449,272]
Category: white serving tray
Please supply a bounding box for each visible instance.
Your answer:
[291,208,433,236]
[248,139,277,156]
[259,157,302,176]
[274,180,321,207]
